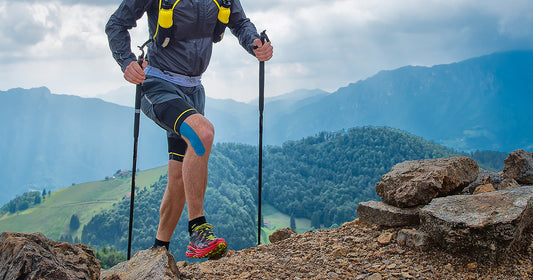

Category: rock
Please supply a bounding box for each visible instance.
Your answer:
[357,201,420,227]
[396,229,430,248]
[367,273,383,280]
[463,169,504,194]
[376,157,479,207]
[503,149,533,185]
[0,231,100,280]
[419,186,533,260]
[473,183,496,194]
[497,178,520,190]
[101,247,180,280]
[341,218,361,228]
[377,232,394,245]
[331,245,349,258]
[466,262,478,271]
[269,227,297,243]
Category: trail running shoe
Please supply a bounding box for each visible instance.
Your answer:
[185,223,227,259]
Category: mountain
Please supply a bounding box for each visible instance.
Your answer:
[2,50,531,204]
[0,87,168,205]
[95,50,533,152]
[266,50,533,152]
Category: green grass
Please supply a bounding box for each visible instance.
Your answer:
[1,169,313,245]
[0,166,167,241]
[260,204,311,244]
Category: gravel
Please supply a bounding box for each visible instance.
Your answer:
[179,220,532,279]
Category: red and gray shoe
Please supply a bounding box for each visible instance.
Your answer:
[185,223,227,259]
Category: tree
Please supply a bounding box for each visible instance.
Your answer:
[18,201,29,211]
[59,234,73,243]
[290,213,296,230]
[8,202,16,213]
[96,246,126,269]
[70,214,80,231]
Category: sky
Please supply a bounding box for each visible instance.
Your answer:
[1,0,532,103]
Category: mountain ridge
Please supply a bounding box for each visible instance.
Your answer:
[1,50,531,204]
[267,50,533,152]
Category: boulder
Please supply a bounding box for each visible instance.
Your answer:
[376,157,479,207]
[357,201,420,227]
[419,186,533,260]
[497,178,520,190]
[0,231,100,280]
[463,169,504,194]
[269,227,297,243]
[101,247,180,280]
[503,149,533,185]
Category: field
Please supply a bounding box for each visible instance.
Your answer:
[0,167,313,245]
[261,204,311,244]
[0,166,167,241]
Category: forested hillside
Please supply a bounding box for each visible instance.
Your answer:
[81,126,470,260]
[261,127,459,228]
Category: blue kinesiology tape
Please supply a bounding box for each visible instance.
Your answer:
[179,122,206,156]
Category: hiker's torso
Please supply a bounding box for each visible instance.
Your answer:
[145,0,221,76]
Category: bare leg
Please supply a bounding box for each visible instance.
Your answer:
[180,114,214,221]
[155,160,186,242]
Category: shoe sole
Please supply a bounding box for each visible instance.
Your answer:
[186,239,227,259]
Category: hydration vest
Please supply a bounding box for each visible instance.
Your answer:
[153,0,231,47]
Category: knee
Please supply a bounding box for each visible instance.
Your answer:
[180,118,214,156]
[196,120,214,147]
[168,166,183,183]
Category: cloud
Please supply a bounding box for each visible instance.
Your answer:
[3,0,121,6]
[231,0,533,97]
[2,0,533,102]
[0,2,59,55]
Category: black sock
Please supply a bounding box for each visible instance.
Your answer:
[188,216,207,235]
[153,238,170,250]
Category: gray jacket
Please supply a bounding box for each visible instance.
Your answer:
[106,0,259,76]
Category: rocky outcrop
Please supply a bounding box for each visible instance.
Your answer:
[463,169,504,194]
[376,157,479,208]
[360,152,533,261]
[356,201,420,227]
[269,227,297,243]
[101,247,180,280]
[419,186,533,259]
[0,231,100,280]
[503,149,533,184]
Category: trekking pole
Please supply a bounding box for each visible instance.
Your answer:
[127,40,149,260]
[257,30,269,246]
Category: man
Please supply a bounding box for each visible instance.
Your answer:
[105,0,273,259]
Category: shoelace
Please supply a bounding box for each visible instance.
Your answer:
[193,223,216,241]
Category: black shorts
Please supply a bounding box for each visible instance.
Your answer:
[140,77,206,162]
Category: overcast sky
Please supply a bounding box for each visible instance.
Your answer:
[1,0,532,103]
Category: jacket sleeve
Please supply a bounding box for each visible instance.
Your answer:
[105,0,154,72]
[227,0,260,56]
